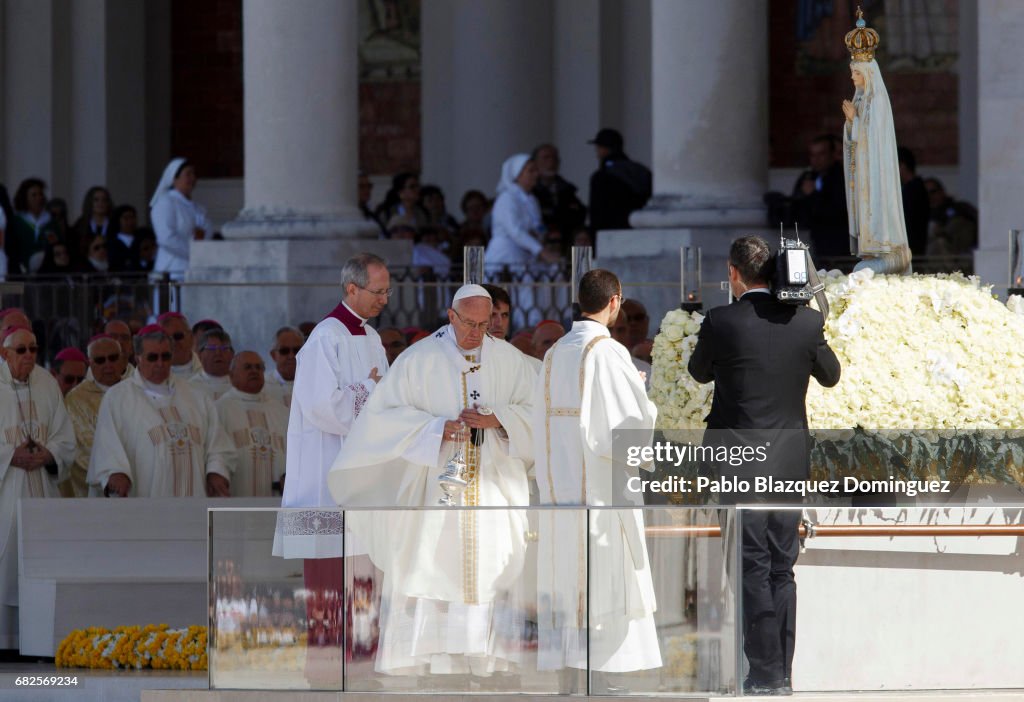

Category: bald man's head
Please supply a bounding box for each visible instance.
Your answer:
[229,351,266,395]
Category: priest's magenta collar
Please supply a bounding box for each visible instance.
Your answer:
[324,301,368,336]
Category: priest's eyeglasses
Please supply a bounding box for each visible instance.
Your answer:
[452,309,489,332]
[356,284,393,298]
[144,352,173,362]
[11,345,38,355]
[91,353,121,365]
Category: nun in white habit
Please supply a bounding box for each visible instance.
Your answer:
[149,158,209,279]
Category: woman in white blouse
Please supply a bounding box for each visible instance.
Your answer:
[149,158,208,280]
[485,154,561,329]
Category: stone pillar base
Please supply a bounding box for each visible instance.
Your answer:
[630,196,767,229]
[221,210,379,240]
[183,239,411,360]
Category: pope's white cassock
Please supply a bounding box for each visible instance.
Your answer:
[328,319,537,676]
[0,364,75,647]
[216,388,288,497]
[274,302,387,558]
[532,318,661,672]
[87,372,233,496]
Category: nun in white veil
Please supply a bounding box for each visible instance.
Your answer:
[485,154,559,329]
[842,12,911,275]
[149,158,209,280]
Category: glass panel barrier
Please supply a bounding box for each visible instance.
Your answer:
[208,506,741,695]
[586,507,740,696]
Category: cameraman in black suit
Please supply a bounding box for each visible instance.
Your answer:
[688,236,841,695]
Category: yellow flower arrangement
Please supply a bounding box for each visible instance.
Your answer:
[56,625,207,671]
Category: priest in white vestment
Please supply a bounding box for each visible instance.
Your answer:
[216,352,287,497]
[189,328,234,401]
[0,326,75,647]
[65,335,127,497]
[264,326,303,408]
[87,325,233,498]
[482,283,542,372]
[532,269,661,683]
[158,312,202,379]
[329,284,537,678]
[275,253,390,686]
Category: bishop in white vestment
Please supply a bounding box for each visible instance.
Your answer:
[264,326,303,408]
[329,285,537,677]
[216,352,287,497]
[532,270,661,675]
[189,328,234,401]
[0,327,75,647]
[158,312,203,379]
[87,326,233,497]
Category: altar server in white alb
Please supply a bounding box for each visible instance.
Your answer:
[0,325,75,648]
[532,269,661,686]
[87,325,233,497]
[329,284,537,678]
[215,351,288,497]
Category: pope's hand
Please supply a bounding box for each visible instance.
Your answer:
[443,419,466,441]
[106,473,132,497]
[206,473,231,497]
[368,367,382,384]
[459,408,502,430]
[842,99,855,122]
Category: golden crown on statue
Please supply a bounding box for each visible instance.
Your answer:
[844,6,879,62]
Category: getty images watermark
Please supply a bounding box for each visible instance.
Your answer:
[614,430,956,504]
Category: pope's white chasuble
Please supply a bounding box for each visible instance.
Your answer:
[329,328,537,675]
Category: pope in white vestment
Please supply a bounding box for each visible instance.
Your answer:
[0,327,75,647]
[216,352,288,497]
[329,285,537,677]
[87,327,233,497]
[532,271,661,675]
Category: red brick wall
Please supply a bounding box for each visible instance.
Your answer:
[769,0,958,168]
[171,0,244,179]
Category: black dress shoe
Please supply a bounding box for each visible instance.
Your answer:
[743,677,792,696]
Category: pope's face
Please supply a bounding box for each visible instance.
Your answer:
[138,339,173,385]
[2,331,37,381]
[160,317,193,365]
[89,339,124,387]
[448,297,491,351]
[346,264,391,320]
[230,352,266,395]
[851,67,866,89]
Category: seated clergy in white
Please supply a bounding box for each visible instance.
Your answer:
[264,326,304,408]
[189,328,234,401]
[216,351,288,497]
[0,325,74,648]
[329,284,537,677]
[64,334,128,497]
[532,269,661,681]
[158,311,202,379]
[88,325,233,497]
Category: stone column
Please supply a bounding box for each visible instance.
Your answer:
[974,0,1024,293]
[222,0,374,239]
[422,0,553,202]
[632,0,769,228]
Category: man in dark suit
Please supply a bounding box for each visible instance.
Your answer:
[688,236,841,695]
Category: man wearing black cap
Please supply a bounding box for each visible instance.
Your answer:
[587,128,652,235]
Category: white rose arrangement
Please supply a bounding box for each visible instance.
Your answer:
[650,271,1024,484]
